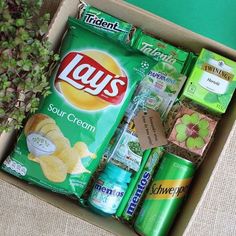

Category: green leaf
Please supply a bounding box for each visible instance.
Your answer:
[190,113,200,124]
[186,137,195,149]
[226,80,236,94]
[0,108,5,117]
[199,128,209,138]
[195,137,205,149]
[176,123,187,134]
[176,132,187,142]
[15,19,25,27]
[204,93,218,103]
[198,119,209,129]
[218,94,230,108]
[181,114,191,124]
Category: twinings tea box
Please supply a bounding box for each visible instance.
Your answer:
[182,49,236,113]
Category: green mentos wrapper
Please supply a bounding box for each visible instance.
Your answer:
[133,32,189,73]
[115,150,150,217]
[182,48,236,113]
[122,147,163,222]
[1,17,156,198]
[77,0,138,47]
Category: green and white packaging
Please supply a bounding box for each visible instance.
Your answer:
[133,62,187,119]
[115,150,151,217]
[1,17,156,198]
[122,147,164,222]
[182,48,236,113]
[133,32,189,73]
[77,0,139,47]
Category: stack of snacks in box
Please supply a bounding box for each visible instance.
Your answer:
[1,1,236,236]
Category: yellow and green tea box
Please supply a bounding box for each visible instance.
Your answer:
[182,49,236,113]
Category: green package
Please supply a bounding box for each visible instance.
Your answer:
[77,0,139,47]
[122,147,164,222]
[133,32,189,73]
[115,150,151,217]
[1,17,156,198]
[134,62,187,119]
[182,48,236,113]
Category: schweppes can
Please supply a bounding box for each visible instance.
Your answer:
[134,152,196,236]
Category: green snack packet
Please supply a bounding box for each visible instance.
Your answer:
[133,32,189,73]
[132,62,187,119]
[77,0,139,47]
[115,150,151,218]
[1,17,156,198]
[182,48,236,113]
[122,147,164,222]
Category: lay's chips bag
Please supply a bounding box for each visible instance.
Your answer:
[1,17,156,198]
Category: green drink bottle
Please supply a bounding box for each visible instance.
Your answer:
[134,153,196,236]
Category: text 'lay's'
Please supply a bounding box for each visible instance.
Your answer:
[2,17,156,198]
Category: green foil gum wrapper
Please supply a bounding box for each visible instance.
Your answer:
[77,0,139,47]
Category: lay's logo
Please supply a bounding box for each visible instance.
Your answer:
[55,51,128,110]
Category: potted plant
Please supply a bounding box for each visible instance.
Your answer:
[0,0,58,159]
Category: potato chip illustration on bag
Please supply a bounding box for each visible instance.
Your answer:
[24,114,95,182]
[1,17,156,198]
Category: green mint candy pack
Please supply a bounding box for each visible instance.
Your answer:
[1,17,156,198]
[133,32,189,73]
[122,147,164,222]
[115,150,151,218]
[182,48,236,114]
[77,0,139,47]
[131,62,187,119]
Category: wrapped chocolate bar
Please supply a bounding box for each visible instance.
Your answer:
[168,106,218,156]
[133,32,189,73]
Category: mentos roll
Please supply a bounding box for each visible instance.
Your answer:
[122,147,163,222]
[1,17,156,198]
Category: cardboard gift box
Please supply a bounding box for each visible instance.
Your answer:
[0,0,236,235]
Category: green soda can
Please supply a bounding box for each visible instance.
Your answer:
[134,153,196,236]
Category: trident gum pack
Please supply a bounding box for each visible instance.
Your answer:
[77,0,138,47]
[1,17,156,198]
